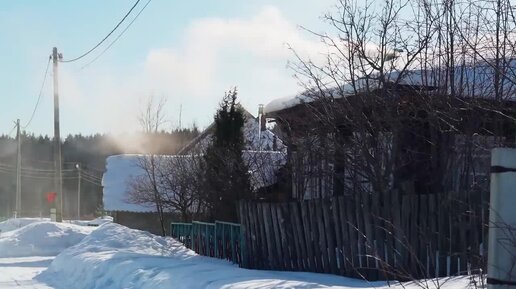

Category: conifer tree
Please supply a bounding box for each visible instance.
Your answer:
[203,88,251,222]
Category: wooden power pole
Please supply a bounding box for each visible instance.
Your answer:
[15,119,21,217]
[52,47,63,222]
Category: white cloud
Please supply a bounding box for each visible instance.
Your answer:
[60,5,326,134]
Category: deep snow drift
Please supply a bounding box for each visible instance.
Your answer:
[0,218,50,233]
[38,223,474,289]
[0,221,94,258]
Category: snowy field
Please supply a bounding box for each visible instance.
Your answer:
[0,218,476,289]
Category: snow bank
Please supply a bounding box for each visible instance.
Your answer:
[0,222,94,257]
[38,223,473,289]
[70,216,114,227]
[0,217,49,233]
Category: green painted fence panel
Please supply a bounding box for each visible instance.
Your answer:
[170,220,245,267]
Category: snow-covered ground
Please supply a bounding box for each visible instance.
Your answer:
[0,257,53,289]
[0,218,476,289]
[0,222,94,258]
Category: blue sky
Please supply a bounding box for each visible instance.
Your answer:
[0,0,334,136]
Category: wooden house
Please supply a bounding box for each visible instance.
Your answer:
[264,62,516,200]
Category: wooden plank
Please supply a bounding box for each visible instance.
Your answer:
[400,194,411,273]
[238,201,251,268]
[338,196,352,275]
[262,203,276,269]
[309,199,323,272]
[248,202,260,269]
[355,191,366,270]
[438,196,451,276]
[361,190,375,279]
[391,189,402,272]
[469,197,480,270]
[332,197,345,275]
[291,201,307,271]
[409,195,419,277]
[419,195,433,278]
[301,200,315,271]
[270,203,284,269]
[323,198,339,274]
[372,190,384,274]
[278,203,293,271]
[427,194,437,277]
[254,202,266,269]
[346,194,360,275]
[360,192,374,268]
[459,203,468,275]
[383,189,395,276]
[254,203,267,268]
[315,198,330,273]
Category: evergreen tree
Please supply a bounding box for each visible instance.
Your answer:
[203,89,251,222]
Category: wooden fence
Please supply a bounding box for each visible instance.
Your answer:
[239,191,487,280]
[171,221,245,266]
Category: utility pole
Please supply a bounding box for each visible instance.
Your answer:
[76,164,81,220]
[179,104,182,130]
[15,119,21,218]
[52,47,63,222]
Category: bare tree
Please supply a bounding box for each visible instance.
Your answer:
[267,0,516,280]
[159,154,207,221]
[128,95,168,236]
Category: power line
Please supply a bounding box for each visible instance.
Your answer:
[61,0,142,63]
[0,163,74,173]
[81,175,102,186]
[23,57,51,130]
[7,122,17,137]
[0,169,80,180]
[81,0,152,70]
[81,171,102,182]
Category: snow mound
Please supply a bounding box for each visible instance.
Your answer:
[0,218,50,233]
[0,221,94,257]
[33,223,450,289]
[70,216,114,227]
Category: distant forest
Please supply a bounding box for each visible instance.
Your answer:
[0,127,199,219]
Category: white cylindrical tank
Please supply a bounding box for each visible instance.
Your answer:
[488,148,516,289]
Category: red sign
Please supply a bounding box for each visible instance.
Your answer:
[46,192,57,203]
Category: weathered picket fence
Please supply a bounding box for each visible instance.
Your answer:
[239,191,487,280]
[171,221,245,266]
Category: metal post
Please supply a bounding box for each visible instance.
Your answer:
[52,47,63,222]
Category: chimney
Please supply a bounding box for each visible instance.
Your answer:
[258,104,266,131]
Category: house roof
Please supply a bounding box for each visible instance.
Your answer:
[102,154,156,213]
[178,107,286,154]
[102,152,286,213]
[265,60,516,114]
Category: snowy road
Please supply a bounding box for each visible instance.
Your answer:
[0,257,54,289]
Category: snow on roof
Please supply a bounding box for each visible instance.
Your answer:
[178,108,286,155]
[102,154,158,213]
[103,152,286,213]
[264,84,357,115]
[265,60,516,114]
